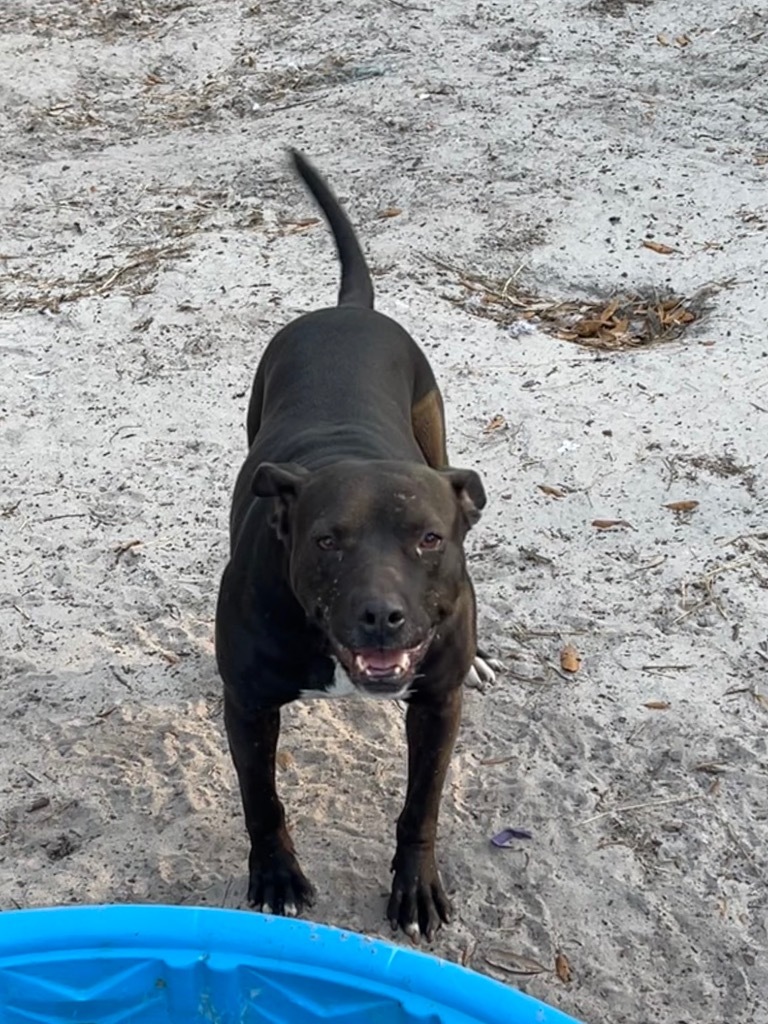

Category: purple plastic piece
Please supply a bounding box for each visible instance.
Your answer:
[491,828,533,847]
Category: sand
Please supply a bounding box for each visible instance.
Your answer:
[1,1,767,1021]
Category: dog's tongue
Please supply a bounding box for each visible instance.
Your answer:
[354,650,410,677]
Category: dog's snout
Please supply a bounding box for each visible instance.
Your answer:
[359,597,406,638]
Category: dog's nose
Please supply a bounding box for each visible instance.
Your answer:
[359,597,406,638]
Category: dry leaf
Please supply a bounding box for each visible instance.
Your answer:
[675,34,691,47]
[483,414,507,433]
[276,749,294,771]
[574,319,604,337]
[664,500,699,512]
[755,154,768,166]
[662,308,695,326]
[538,483,566,499]
[485,950,547,976]
[560,644,581,673]
[642,239,678,255]
[644,700,671,710]
[555,951,573,983]
[656,32,671,46]
[592,518,632,530]
[377,206,402,219]
[599,298,621,322]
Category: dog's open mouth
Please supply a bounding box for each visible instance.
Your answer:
[334,634,433,696]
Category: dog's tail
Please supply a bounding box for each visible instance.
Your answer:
[290,149,374,309]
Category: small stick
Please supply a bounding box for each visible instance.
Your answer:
[578,792,702,826]
[641,663,693,672]
[109,667,133,690]
[626,555,667,577]
[39,512,88,522]
[384,0,431,11]
[114,539,142,565]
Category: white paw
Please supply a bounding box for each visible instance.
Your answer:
[467,655,503,687]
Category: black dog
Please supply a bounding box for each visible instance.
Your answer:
[216,151,495,941]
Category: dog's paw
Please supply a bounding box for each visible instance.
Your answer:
[247,843,315,917]
[466,650,503,689]
[387,847,452,944]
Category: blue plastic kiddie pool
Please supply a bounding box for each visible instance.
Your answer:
[0,905,582,1023]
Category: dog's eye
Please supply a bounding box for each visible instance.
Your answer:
[316,535,337,551]
[420,531,443,551]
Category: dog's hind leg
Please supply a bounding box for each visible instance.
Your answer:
[411,387,448,469]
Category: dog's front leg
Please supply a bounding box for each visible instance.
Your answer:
[388,686,462,942]
[224,696,315,916]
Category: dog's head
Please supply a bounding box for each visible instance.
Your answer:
[253,459,485,697]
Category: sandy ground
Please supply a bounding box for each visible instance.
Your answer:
[2,1,767,1020]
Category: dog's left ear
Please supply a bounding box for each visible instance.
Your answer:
[252,462,309,540]
[252,462,309,498]
[440,468,486,527]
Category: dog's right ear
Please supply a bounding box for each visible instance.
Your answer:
[252,462,309,541]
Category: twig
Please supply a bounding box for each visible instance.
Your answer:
[627,555,667,577]
[38,512,88,523]
[641,663,693,673]
[109,667,133,690]
[114,539,142,565]
[578,793,703,826]
[383,0,432,10]
[719,531,768,548]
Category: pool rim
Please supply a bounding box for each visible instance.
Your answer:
[0,904,581,1024]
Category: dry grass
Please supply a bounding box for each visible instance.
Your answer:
[2,0,192,39]
[430,255,731,351]
[0,244,190,313]
[22,51,371,140]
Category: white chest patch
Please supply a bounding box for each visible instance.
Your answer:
[299,658,411,701]
[299,659,358,700]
